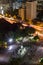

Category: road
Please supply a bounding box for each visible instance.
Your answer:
[0,54,10,63]
[20,42,43,64]
[0,42,43,64]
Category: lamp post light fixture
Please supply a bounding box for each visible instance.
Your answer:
[8,38,13,43]
[0,6,4,15]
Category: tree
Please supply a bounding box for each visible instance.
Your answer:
[5,31,14,42]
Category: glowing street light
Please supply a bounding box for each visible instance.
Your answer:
[1,6,3,9]
[8,38,13,43]
[0,6,4,15]
[8,45,13,50]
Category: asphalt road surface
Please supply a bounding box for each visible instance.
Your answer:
[0,43,43,65]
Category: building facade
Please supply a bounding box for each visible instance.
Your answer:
[26,1,37,20]
[19,1,37,20]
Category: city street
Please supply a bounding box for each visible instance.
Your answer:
[0,0,43,65]
[0,54,10,63]
[0,42,43,65]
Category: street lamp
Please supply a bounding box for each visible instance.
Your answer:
[0,6,4,15]
[8,45,13,50]
[8,38,13,43]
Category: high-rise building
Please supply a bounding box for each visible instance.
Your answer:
[37,0,43,13]
[26,1,37,20]
[19,8,24,20]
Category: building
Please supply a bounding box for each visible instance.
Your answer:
[37,0,43,13]
[26,1,37,20]
[19,1,37,20]
[19,8,25,20]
